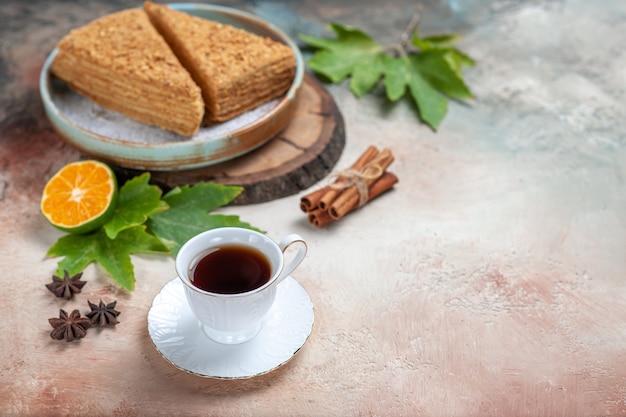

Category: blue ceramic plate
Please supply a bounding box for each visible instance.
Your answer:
[39,3,304,171]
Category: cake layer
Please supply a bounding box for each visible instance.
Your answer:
[144,1,296,122]
[51,9,204,136]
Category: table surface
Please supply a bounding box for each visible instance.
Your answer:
[1,0,626,416]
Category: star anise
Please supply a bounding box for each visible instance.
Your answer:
[86,299,121,326]
[45,270,87,300]
[49,309,91,342]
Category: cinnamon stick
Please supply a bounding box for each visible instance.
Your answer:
[300,186,329,212]
[308,207,334,228]
[309,172,398,227]
[328,149,394,220]
[318,145,379,210]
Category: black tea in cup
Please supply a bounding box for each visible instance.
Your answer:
[190,245,272,294]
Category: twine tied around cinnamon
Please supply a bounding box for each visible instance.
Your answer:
[299,146,398,227]
[327,164,384,208]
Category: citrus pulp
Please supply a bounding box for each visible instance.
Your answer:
[41,160,118,234]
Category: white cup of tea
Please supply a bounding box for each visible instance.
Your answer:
[175,227,308,344]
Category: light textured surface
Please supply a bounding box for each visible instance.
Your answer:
[0,0,625,416]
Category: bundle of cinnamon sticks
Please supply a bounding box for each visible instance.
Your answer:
[300,146,398,227]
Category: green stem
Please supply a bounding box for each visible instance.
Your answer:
[400,4,423,49]
[382,44,406,58]
[382,4,423,58]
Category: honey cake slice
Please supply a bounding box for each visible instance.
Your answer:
[51,8,204,136]
[144,1,296,122]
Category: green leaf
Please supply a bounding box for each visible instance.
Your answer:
[446,49,476,74]
[412,28,476,75]
[103,173,168,239]
[412,27,461,50]
[412,50,474,100]
[380,55,407,101]
[349,52,386,97]
[47,226,169,291]
[147,182,260,256]
[300,22,385,96]
[381,55,448,130]
[300,21,476,129]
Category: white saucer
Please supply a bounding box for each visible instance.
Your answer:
[147,277,314,379]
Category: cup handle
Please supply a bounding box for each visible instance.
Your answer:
[276,234,308,284]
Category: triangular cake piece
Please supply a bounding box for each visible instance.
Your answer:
[144,1,296,122]
[51,9,204,136]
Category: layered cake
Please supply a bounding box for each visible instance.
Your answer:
[144,1,297,122]
[51,9,205,136]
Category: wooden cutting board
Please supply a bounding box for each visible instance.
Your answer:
[114,73,345,205]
